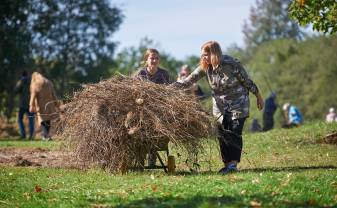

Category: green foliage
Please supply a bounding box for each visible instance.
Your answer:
[110,37,183,80]
[30,0,124,95]
[246,36,337,125]
[1,122,336,207]
[0,0,124,119]
[289,0,337,34]
[243,0,305,52]
[0,0,33,119]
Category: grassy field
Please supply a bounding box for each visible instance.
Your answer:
[1,121,336,207]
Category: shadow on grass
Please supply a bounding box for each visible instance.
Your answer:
[112,194,320,208]
[172,165,337,176]
[240,165,337,173]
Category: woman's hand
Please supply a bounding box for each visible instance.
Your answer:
[29,105,35,113]
[256,92,264,111]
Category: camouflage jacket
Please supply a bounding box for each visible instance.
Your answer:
[177,55,259,121]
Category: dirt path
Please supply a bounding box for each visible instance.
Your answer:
[0,147,80,168]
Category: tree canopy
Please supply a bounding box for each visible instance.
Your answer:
[243,0,305,51]
[0,0,123,119]
[246,36,337,124]
[289,0,337,34]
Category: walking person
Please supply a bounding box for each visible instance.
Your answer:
[262,92,277,131]
[134,48,171,168]
[14,70,34,139]
[29,72,60,140]
[174,41,264,174]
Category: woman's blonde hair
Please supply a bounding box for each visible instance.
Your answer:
[31,72,49,92]
[143,48,160,67]
[199,41,222,70]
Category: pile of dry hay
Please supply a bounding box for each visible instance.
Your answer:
[59,76,213,172]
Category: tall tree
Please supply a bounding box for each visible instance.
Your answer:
[289,0,337,34]
[30,0,124,95]
[0,0,123,119]
[0,0,33,119]
[243,0,306,50]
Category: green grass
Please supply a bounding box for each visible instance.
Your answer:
[0,138,62,150]
[1,121,336,207]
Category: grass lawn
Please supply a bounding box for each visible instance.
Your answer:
[1,122,336,207]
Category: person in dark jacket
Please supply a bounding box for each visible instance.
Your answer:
[262,92,277,131]
[14,70,34,139]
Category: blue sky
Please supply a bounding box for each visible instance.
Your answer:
[111,0,256,60]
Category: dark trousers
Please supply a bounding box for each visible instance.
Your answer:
[18,107,35,139]
[263,113,274,131]
[217,117,246,164]
[41,120,51,138]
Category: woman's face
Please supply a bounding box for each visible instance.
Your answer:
[146,52,160,69]
[201,50,211,65]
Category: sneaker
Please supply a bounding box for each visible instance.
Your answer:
[218,163,238,174]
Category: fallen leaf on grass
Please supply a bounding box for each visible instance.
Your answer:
[23,192,31,200]
[151,185,158,192]
[35,185,42,193]
[228,175,237,182]
[240,190,246,195]
[250,200,261,207]
[307,199,316,205]
[252,178,260,184]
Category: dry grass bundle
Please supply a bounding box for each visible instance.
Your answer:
[59,76,213,172]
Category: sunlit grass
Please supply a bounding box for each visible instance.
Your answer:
[0,121,336,207]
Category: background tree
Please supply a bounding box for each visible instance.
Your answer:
[0,0,33,120]
[246,36,337,126]
[289,0,337,34]
[0,0,123,119]
[30,0,123,95]
[111,37,183,79]
[243,0,306,52]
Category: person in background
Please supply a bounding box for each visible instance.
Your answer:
[177,64,205,99]
[174,41,264,174]
[326,107,337,123]
[262,92,277,131]
[134,48,171,168]
[14,70,34,140]
[29,72,60,140]
[135,48,170,84]
[282,103,303,128]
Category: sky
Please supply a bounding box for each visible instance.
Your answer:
[111,0,256,60]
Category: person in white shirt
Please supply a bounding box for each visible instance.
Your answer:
[326,107,337,123]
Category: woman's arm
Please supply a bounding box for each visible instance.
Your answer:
[29,90,37,113]
[175,66,205,88]
[255,92,264,111]
[233,61,264,110]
